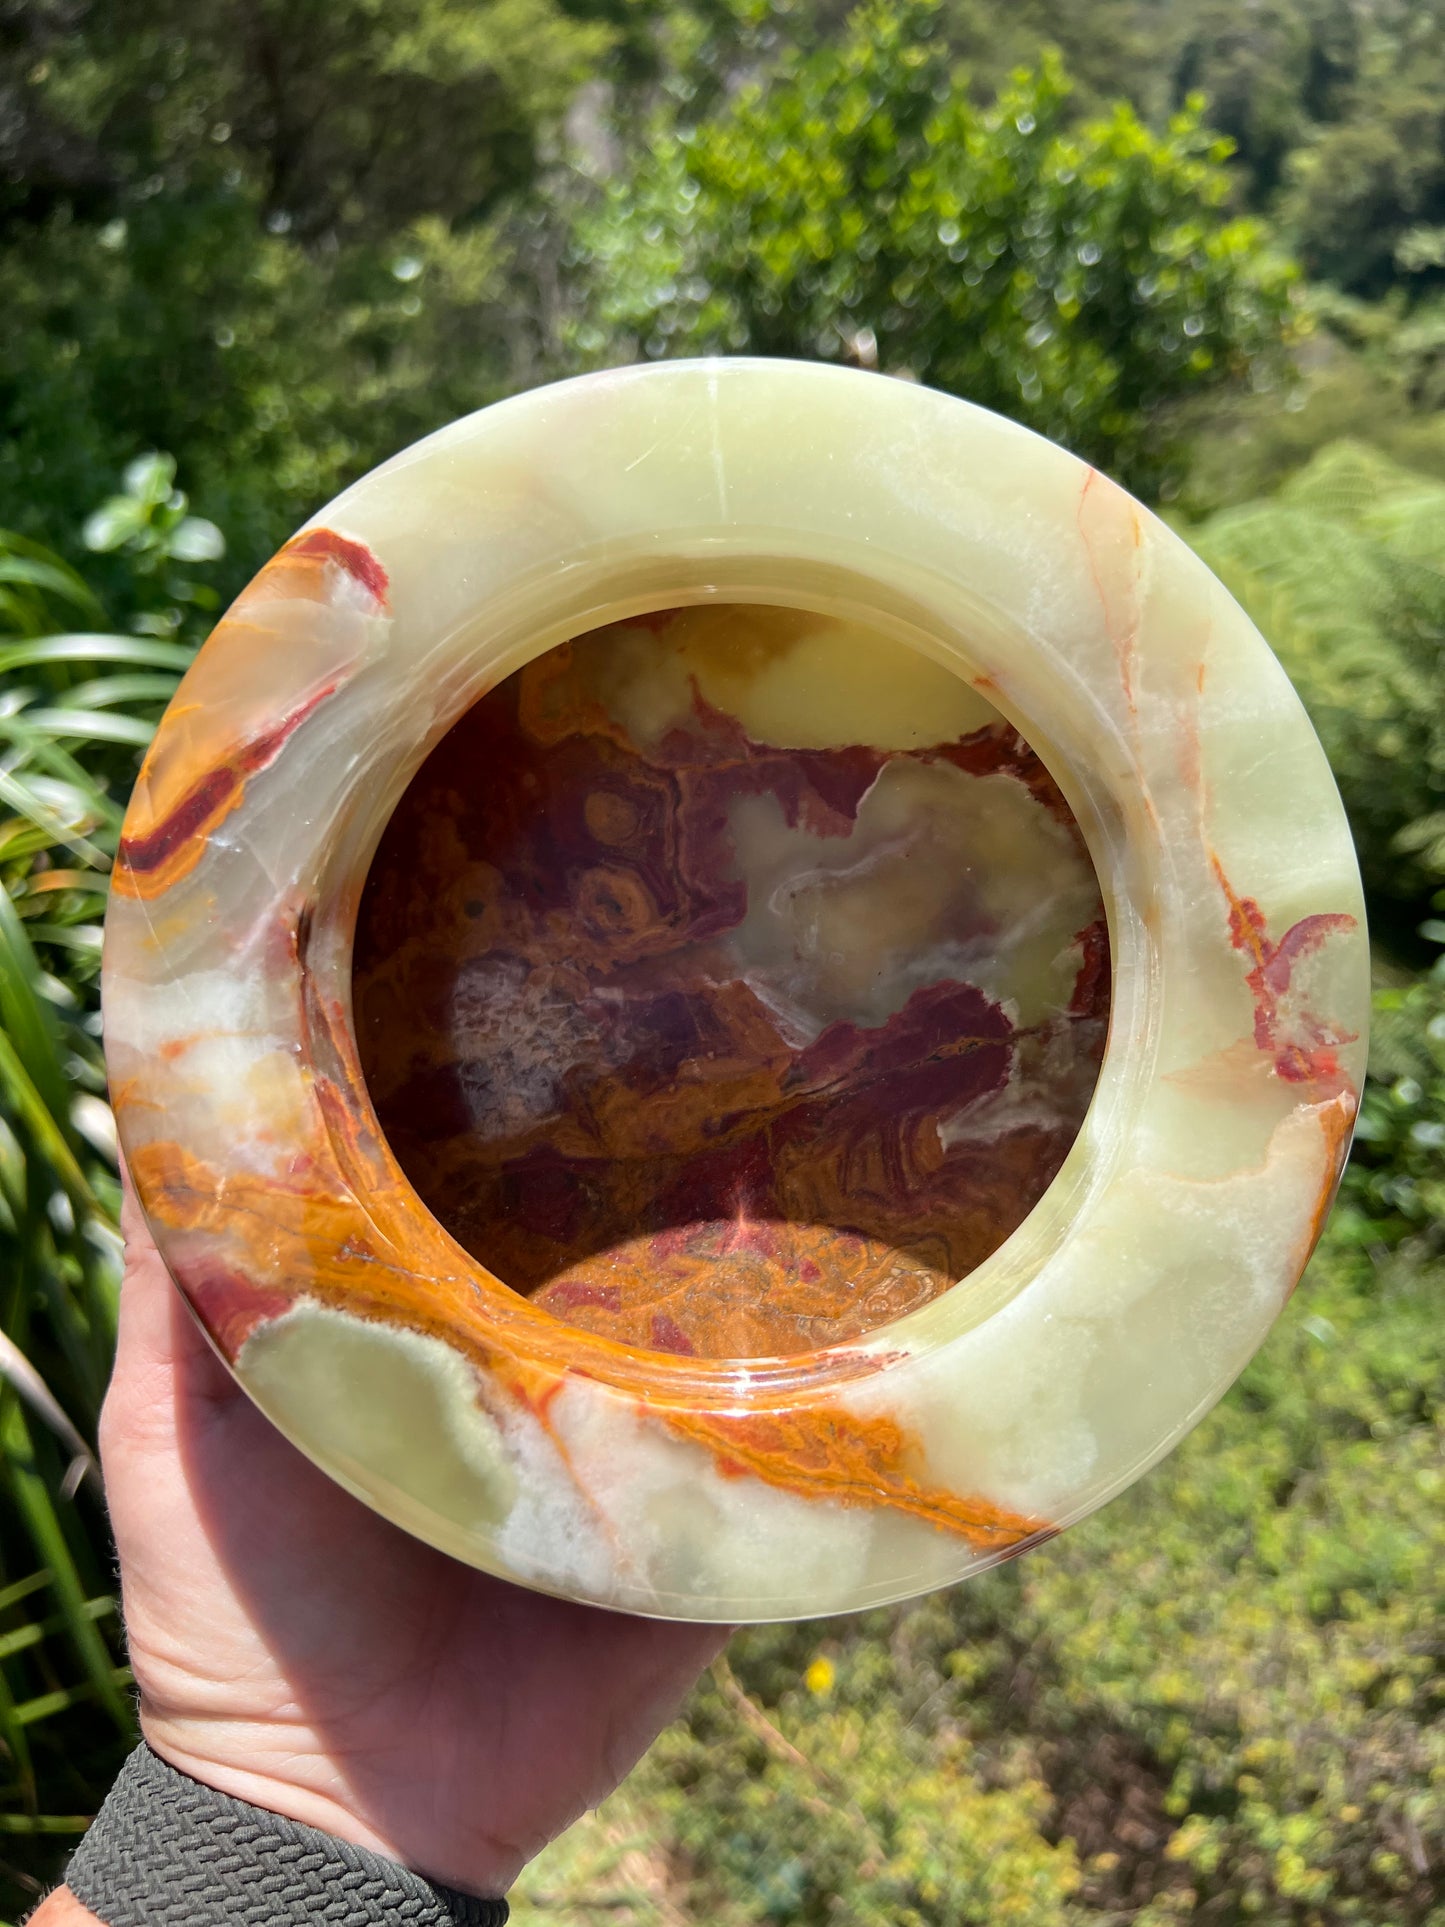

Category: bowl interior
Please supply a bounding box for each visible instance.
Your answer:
[351,602,1109,1361]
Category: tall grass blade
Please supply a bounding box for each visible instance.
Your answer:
[0,894,70,1130]
[0,1033,95,1217]
[0,636,190,676]
[0,1336,99,1498]
[0,1400,128,1731]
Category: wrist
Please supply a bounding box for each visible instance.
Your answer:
[138,1711,518,1897]
[139,1712,406,1872]
[63,1744,508,1925]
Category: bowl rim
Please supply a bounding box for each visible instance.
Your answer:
[103,358,1371,1613]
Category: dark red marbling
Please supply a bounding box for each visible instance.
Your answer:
[353,609,1109,1359]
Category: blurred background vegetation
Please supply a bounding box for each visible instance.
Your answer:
[0,0,1441,1921]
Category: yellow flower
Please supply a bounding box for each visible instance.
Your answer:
[805,1656,835,1696]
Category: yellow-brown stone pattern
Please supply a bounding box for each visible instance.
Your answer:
[353,605,1110,1359]
[114,530,388,900]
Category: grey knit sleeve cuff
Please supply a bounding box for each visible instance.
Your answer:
[65,1743,509,1925]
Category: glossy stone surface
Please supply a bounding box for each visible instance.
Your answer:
[103,360,1370,1621]
[353,605,1109,1359]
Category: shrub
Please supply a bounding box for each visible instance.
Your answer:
[1345,948,1445,1247]
[569,0,1299,498]
[513,1230,1444,1927]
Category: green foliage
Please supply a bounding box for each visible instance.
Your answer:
[1188,441,1445,921]
[0,163,518,601]
[648,1668,1079,1925]
[513,1232,1444,1927]
[11,0,1445,567]
[6,0,1445,598]
[993,1,1445,302]
[1179,327,1445,517]
[1148,0,1365,206]
[1347,950,1445,1244]
[81,453,225,637]
[0,495,213,1913]
[600,0,1445,313]
[660,0,1156,123]
[1278,3,1445,298]
[0,0,629,590]
[571,1,1298,496]
[66,0,612,241]
[938,0,1154,114]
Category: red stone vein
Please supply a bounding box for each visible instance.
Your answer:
[1077,468,1144,716]
[117,680,340,888]
[1211,854,1358,1086]
[287,528,390,607]
[113,526,389,899]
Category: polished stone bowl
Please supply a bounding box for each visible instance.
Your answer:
[103,361,1369,1620]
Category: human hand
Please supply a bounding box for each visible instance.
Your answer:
[41,1182,726,1918]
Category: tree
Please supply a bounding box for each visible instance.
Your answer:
[1153,0,1361,203]
[570,0,1298,496]
[1144,0,1445,295]
[943,0,1154,112]
[3,0,623,241]
[0,0,632,592]
[1286,71,1445,295]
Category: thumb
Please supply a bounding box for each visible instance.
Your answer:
[105,1168,239,1457]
